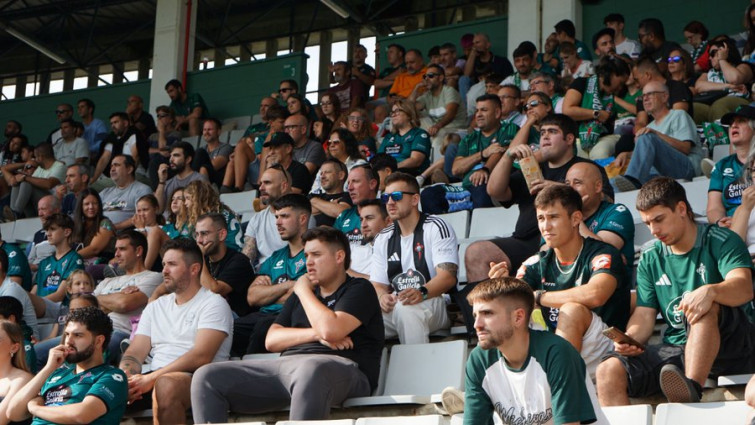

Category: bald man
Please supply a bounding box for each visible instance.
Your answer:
[565,162,635,274]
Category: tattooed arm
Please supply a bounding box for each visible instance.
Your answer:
[242,236,258,265]
[425,262,458,298]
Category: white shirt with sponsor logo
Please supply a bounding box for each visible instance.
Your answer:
[370,214,458,289]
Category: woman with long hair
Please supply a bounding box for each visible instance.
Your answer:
[345,108,377,158]
[377,98,431,175]
[310,128,367,194]
[73,188,115,266]
[683,21,710,73]
[286,93,310,117]
[666,48,698,94]
[0,320,32,425]
[145,189,188,270]
[312,93,341,145]
[183,180,243,251]
[695,36,753,123]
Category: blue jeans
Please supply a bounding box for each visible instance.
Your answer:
[459,76,472,104]
[625,133,695,184]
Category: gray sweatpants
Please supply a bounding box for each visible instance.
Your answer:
[191,354,371,422]
[10,182,49,216]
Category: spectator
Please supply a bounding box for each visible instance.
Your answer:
[192,226,384,422]
[744,4,755,63]
[412,63,467,150]
[563,57,630,159]
[93,231,162,358]
[156,141,209,214]
[44,103,73,145]
[119,238,232,423]
[732,149,755,252]
[597,177,755,405]
[459,277,605,423]
[92,112,149,190]
[502,41,539,94]
[76,98,108,154]
[555,19,593,61]
[180,180,243,251]
[312,93,340,144]
[165,78,209,136]
[612,81,703,192]
[559,42,595,85]
[511,184,630,376]
[0,249,38,339]
[565,162,635,274]
[497,84,526,127]
[379,99,431,175]
[8,307,127,424]
[126,95,157,139]
[286,93,312,120]
[528,71,564,112]
[260,132,313,194]
[57,163,90,216]
[629,57,693,138]
[350,199,391,278]
[463,33,514,85]
[309,158,351,227]
[683,21,710,73]
[351,44,376,100]
[274,79,318,123]
[439,42,464,74]
[73,188,116,268]
[389,49,427,99]
[232,194,310,355]
[0,223,31,293]
[237,97,277,143]
[131,194,166,268]
[637,18,681,74]
[592,28,625,63]
[369,153,397,194]
[0,318,32,420]
[371,172,458,343]
[2,120,21,147]
[464,114,612,284]
[538,33,560,73]
[694,37,752,123]
[0,133,27,169]
[517,91,555,143]
[327,61,364,109]
[285,114,326,175]
[99,155,153,230]
[311,128,365,194]
[53,118,89,166]
[4,143,65,219]
[223,104,289,193]
[198,117,233,186]
[604,13,641,59]
[709,107,755,226]
[667,48,698,95]
[241,166,292,268]
[26,195,60,272]
[374,43,406,98]
[335,164,379,247]
[144,190,187,271]
[345,108,377,156]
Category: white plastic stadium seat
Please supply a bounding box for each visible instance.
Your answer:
[717,373,753,386]
[228,129,247,146]
[11,218,41,243]
[467,207,518,240]
[711,144,730,163]
[601,404,652,425]
[182,135,200,149]
[224,115,252,130]
[439,210,470,239]
[356,415,449,425]
[0,221,15,243]
[343,340,467,407]
[679,179,709,217]
[654,401,750,425]
[278,420,354,425]
[613,190,641,224]
[220,190,257,215]
[450,414,463,425]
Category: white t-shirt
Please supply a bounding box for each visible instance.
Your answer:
[53,137,89,166]
[616,38,642,59]
[244,206,316,269]
[370,215,458,288]
[31,161,66,185]
[466,81,487,118]
[93,271,162,334]
[0,277,39,340]
[135,287,233,370]
[562,61,595,80]
[350,243,374,275]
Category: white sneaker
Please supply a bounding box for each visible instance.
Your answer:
[441,386,465,415]
[701,158,715,178]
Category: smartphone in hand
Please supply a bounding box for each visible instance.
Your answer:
[602,327,646,350]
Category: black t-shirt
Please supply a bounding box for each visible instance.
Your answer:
[568,77,616,131]
[308,192,352,227]
[504,156,613,240]
[207,249,255,317]
[645,41,682,66]
[287,160,314,194]
[636,78,693,118]
[132,112,157,140]
[275,276,385,390]
[471,54,514,82]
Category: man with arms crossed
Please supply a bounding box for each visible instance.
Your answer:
[192,227,384,421]
[8,307,127,424]
[119,238,232,424]
[462,277,605,424]
[597,177,755,404]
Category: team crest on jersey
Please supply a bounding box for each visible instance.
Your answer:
[8,251,15,258]
[414,243,424,262]
[112,373,124,382]
[294,258,306,273]
[591,254,611,271]
[696,263,707,283]
[665,293,687,328]
[391,268,426,292]
[615,205,627,212]
[516,254,539,278]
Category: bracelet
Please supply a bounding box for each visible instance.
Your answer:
[480,167,490,174]
[481,150,488,161]
[158,181,166,185]
[534,289,546,307]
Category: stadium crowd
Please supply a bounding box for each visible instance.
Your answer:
[0,8,753,425]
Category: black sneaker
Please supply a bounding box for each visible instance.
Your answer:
[660,364,702,403]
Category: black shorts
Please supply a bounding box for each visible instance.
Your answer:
[603,305,755,398]
[488,234,540,273]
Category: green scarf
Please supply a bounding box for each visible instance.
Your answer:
[691,40,707,62]
[578,75,613,152]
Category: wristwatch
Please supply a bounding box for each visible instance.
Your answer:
[419,286,428,300]
[534,289,546,307]
[593,110,601,120]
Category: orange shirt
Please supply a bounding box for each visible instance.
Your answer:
[389,66,427,98]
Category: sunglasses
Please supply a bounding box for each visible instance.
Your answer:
[278,88,293,93]
[423,72,440,79]
[381,191,417,203]
[667,56,682,63]
[328,139,342,146]
[54,110,69,115]
[525,100,542,110]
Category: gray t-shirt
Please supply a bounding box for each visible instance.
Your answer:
[100,181,153,225]
[164,171,208,206]
[53,137,90,166]
[93,271,163,334]
[417,85,467,129]
[0,277,39,340]
[293,140,326,170]
[647,109,702,175]
[204,143,233,161]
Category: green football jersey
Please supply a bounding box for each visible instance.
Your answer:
[636,224,752,345]
[258,245,307,314]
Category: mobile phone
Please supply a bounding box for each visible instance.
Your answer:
[602,327,645,350]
